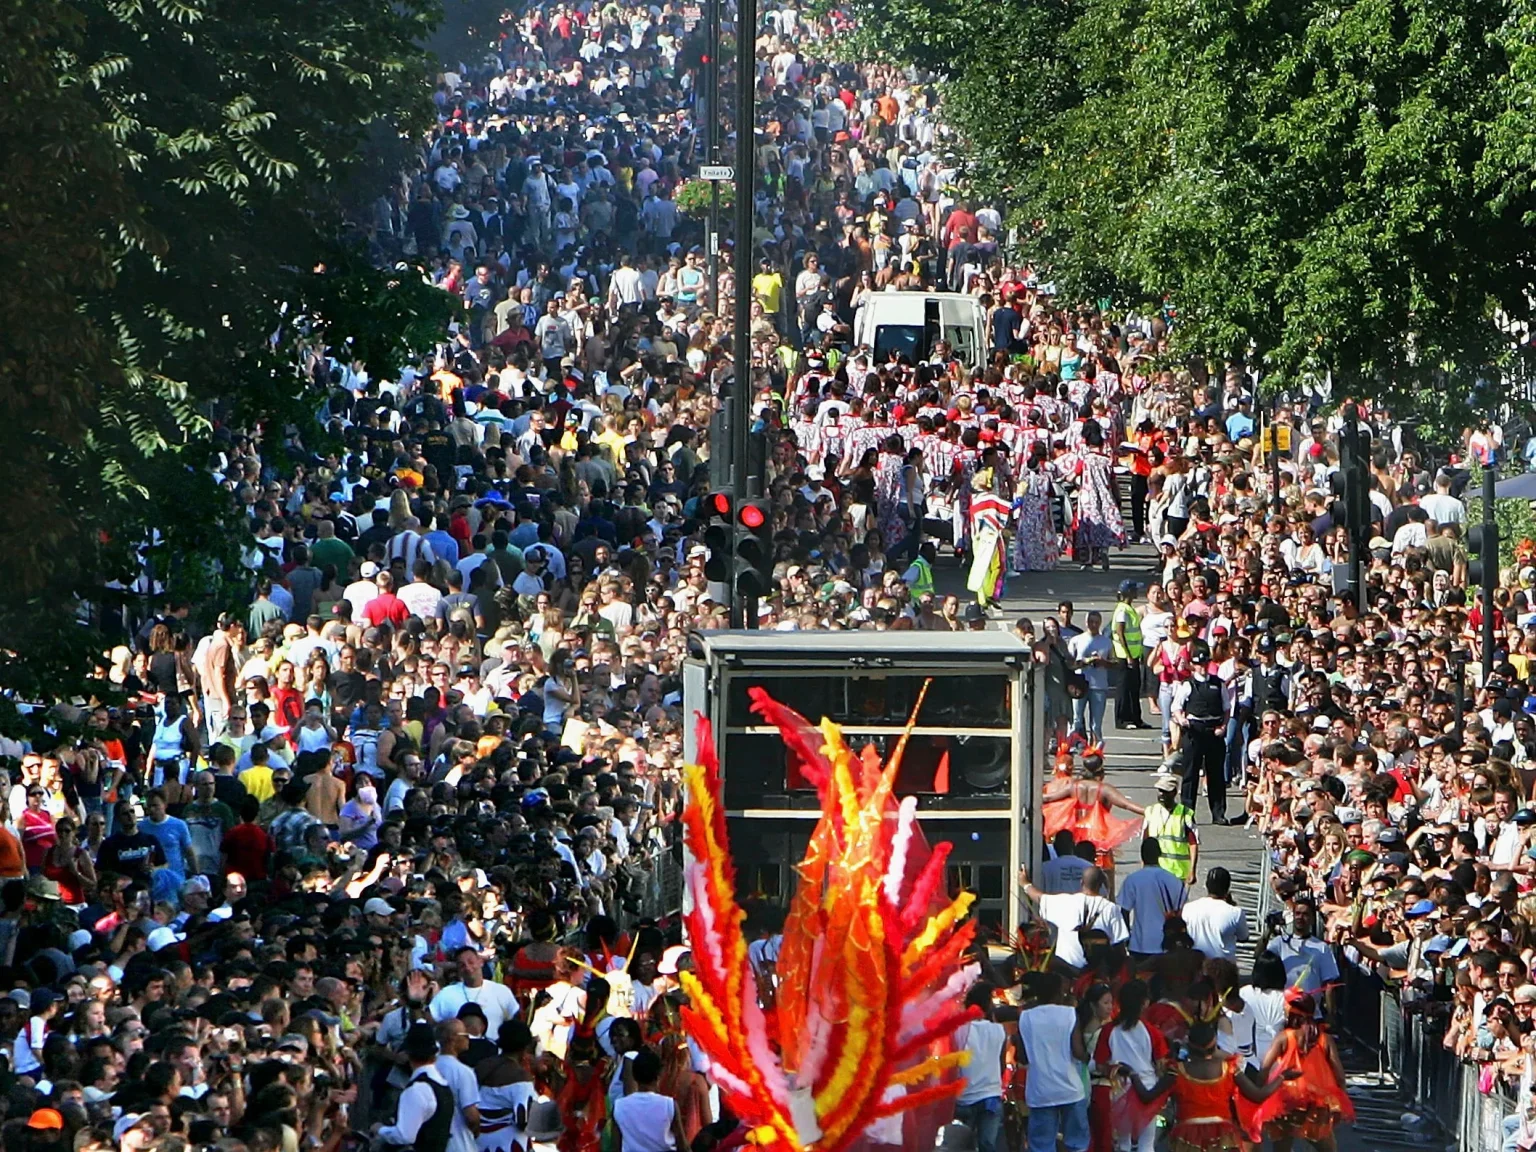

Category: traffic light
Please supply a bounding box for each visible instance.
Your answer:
[1330,418,1373,549]
[1469,521,1499,588]
[702,490,734,584]
[734,499,774,599]
[1327,470,1351,535]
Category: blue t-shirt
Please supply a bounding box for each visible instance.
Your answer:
[143,815,193,878]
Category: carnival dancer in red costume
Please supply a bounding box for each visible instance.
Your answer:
[1248,990,1354,1151]
[1042,743,1143,888]
[1138,1021,1290,1152]
[551,1001,609,1152]
[1095,981,1169,1152]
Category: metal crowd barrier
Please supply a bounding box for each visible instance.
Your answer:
[1257,847,1520,1149]
[616,839,684,929]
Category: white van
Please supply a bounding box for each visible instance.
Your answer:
[852,290,988,370]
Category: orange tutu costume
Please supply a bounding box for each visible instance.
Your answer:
[1247,1031,1354,1141]
[1165,1058,1247,1152]
[1042,780,1142,861]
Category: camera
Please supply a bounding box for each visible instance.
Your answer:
[1266,909,1287,930]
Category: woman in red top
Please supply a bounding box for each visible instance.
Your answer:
[268,659,305,738]
[19,785,57,872]
[42,817,95,903]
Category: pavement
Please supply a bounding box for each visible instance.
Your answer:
[933,543,1396,1151]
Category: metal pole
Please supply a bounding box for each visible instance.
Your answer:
[1454,657,1465,741]
[704,0,721,316]
[730,0,757,629]
[1482,461,1497,685]
[1341,403,1363,608]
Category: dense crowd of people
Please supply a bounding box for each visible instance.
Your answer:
[8,0,1536,1147]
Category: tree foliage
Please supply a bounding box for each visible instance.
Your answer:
[847,0,1536,395]
[0,0,448,706]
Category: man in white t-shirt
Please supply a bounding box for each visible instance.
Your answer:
[1014,972,1088,1152]
[428,947,520,1036]
[1181,866,1250,960]
[1020,865,1129,970]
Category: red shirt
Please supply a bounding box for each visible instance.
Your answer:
[222,821,273,881]
[20,808,56,869]
[363,593,410,629]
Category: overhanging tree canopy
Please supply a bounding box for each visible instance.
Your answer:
[847,0,1536,401]
[0,0,454,705]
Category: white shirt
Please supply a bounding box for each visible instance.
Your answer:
[377,1065,451,1146]
[435,1053,482,1152]
[1267,933,1340,998]
[429,981,520,1035]
[1067,631,1113,691]
[399,581,444,621]
[1036,892,1128,969]
[956,1019,1007,1104]
[612,1091,676,1151]
[1419,492,1465,525]
[1116,867,1186,954]
[343,578,380,621]
[1107,1021,1159,1090]
[1239,987,1287,1070]
[1015,1004,1084,1107]
[1182,896,1250,960]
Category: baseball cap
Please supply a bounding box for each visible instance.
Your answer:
[114,1115,152,1143]
[1406,899,1436,918]
[147,926,184,951]
[27,1109,64,1131]
[360,561,380,578]
[658,945,690,975]
[364,897,395,917]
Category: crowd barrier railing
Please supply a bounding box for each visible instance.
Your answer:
[616,838,684,930]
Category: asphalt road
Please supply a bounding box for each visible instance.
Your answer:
[932,544,1396,1151]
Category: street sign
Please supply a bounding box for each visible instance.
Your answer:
[1261,424,1293,453]
[699,164,735,181]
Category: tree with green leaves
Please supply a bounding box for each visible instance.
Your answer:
[0,0,454,709]
[848,0,1536,406]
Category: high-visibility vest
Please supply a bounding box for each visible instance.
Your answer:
[907,556,935,604]
[1112,601,1143,659]
[1144,802,1194,881]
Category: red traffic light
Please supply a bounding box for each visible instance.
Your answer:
[738,503,766,530]
[710,492,732,517]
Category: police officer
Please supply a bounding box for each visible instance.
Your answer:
[1171,639,1230,824]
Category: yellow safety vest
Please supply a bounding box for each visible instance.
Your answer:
[907,556,935,604]
[1144,802,1194,881]
[1112,601,1143,659]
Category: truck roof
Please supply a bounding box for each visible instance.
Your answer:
[690,630,1031,660]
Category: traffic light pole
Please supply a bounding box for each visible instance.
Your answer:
[1482,462,1497,686]
[704,0,720,316]
[729,0,758,629]
[1340,403,1365,612]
